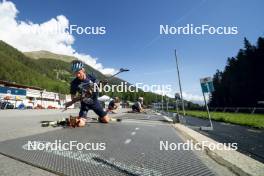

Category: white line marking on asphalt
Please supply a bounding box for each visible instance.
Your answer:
[135,127,140,130]
[247,129,261,133]
[121,120,167,126]
[131,131,136,136]
[124,139,132,144]
[162,115,173,122]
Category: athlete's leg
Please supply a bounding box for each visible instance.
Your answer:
[91,100,110,123]
[77,102,89,127]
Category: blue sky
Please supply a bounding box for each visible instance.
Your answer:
[3,0,264,102]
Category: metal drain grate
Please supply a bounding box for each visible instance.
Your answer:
[0,122,214,176]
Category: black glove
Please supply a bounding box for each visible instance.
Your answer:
[100,79,108,86]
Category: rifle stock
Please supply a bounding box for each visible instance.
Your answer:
[64,96,81,109]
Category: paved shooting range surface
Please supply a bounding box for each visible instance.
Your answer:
[0,109,234,176]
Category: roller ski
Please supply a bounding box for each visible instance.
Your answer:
[41,116,81,128]
[41,115,122,128]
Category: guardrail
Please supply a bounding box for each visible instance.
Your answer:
[210,107,264,114]
[152,105,264,114]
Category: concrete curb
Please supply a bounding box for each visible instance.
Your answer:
[173,123,264,176]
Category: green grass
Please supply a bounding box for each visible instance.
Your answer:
[170,110,264,128]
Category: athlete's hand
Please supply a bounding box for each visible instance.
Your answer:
[76,118,86,127]
[100,79,108,85]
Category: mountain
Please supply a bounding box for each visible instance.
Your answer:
[0,41,70,93]
[0,40,133,95]
[24,50,127,85]
[24,50,75,62]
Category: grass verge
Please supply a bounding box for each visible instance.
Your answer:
[170,110,264,128]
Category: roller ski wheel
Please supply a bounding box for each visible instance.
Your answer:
[110,117,122,122]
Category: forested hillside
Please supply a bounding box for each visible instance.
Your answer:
[210,37,264,107]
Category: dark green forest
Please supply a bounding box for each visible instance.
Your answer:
[210,37,264,107]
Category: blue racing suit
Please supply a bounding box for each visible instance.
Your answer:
[70,74,107,119]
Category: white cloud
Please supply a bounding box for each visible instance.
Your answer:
[0,0,116,75]
[182,91,205,104]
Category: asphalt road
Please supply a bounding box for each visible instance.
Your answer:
[182,115,264,163]
[0,109,234,176]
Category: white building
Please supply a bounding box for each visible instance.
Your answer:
[0,80,72,109]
